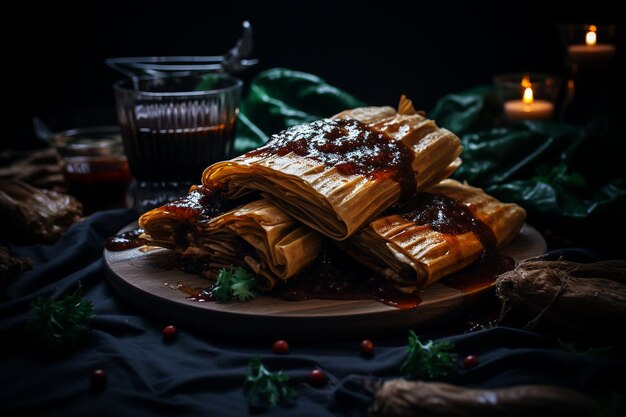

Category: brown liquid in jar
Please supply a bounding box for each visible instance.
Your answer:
[120,123,236,183]
[63,157,132,213]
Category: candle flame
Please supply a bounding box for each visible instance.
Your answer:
[521,75,532,88]
[586,25,597,46]
[523,87,534,105]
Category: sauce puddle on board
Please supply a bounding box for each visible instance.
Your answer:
[171,245,511,310]
[165,282,215,302]
[106,229,148,251]
[271,244,423,309]
[441,250,514,294]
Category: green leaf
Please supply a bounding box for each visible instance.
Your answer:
[211,266,235,303]
[26,283,93,353]
[401,331,458,379]
[244,355,296,410]
[532,163,587,189]
[210,266,257,303]
[231,278,256,301]
[241,68,364,135]
[232,266,250,282]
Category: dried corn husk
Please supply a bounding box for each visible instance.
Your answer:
[370,379,597,417]
[0,180,82,242]
[496,260,626,335]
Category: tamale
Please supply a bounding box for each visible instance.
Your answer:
[202,98,462,240]
[342,179,526,289]
[139,189,321,290]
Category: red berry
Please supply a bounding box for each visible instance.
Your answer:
[360,339,374,356]
[463,355,479,368]
[162,325,177,339]
[90,369,107,388]
[308,369,326,386]
[272,339,289,354]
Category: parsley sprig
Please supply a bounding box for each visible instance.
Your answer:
[244,355,296,410]
[401,331,458,379]
[26,283,93,353]
[211,266,257,303]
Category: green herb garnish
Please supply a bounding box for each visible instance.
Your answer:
[400,331,457,379]
[211,266,257,303]
[26,283,93,353]
[244,355,296,410]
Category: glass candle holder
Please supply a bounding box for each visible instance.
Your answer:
[494,73,562,121]
[558,23,620,123]
[559,23,619,72]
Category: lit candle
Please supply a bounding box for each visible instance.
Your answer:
[504,77,554,121]
[567,24,616,64]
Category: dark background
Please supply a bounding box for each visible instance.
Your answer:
[2,1,623,149]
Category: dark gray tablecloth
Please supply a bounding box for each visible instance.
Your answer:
[1,210,624,416]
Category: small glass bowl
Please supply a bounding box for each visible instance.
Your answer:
[52,126,132,213]
[493,73,562,121]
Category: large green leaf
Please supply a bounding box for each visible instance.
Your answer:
[431,86,626,239]
[233,68,364,154]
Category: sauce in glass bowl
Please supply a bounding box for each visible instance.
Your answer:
[53,126,132,213]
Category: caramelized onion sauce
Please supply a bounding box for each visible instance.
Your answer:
[246,119,417,197]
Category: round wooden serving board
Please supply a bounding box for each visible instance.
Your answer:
[104,223,546,340]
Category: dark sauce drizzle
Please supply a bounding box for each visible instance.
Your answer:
[442,249,514,293]
[391,193,497,247]
[390,192,513,293]
[246,118,417,198]
[178,284,215,302]
[161,187,238,224]
[271,242,422,309]
[106,187,257,252]
[106,229,148,251]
